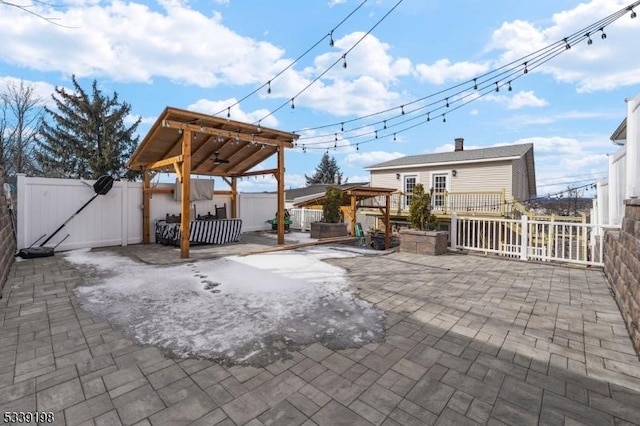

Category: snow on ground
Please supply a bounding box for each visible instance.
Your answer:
[66,247,385,365]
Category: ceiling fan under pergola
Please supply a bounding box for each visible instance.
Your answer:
[212,151,230,164]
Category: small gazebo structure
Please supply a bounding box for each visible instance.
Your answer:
[128,106,299,258]
[293,185,397,249]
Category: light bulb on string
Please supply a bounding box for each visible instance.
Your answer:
[564,37,571,49]
[586,32,593,45]
[267,81,271,94]
[630,7,637,18]
[443,114,446,123]
[334,133,338,141]
[427,112,430,122]
[227,107,231,118]
[401,105,405,115]
[508,81,512,91]
[495,82,499,92]
[257,121,261,133]
[393,133,396,141]
[600,27,607,39]
[356,144,359,151]
[523,62,528,74]
[291,98,295,109]
[342,55,347,69]
[375,130,378,139]
[329,30,335,47]
[340,122,344,132]
[383,120,387,130]
[445,98,449,108]
[473,78,478,90]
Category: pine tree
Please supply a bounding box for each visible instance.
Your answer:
[36,76,141,180]
[305,152,344,185]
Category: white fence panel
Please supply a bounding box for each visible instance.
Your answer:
[17,176,126,251]
[451,213,619,267]
[16,175,274,250]
[237,193,276,232]
[289,208,323,231]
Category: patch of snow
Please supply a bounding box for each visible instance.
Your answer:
[66,246,384,364]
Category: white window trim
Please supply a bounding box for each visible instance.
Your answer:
[429,170,452,192]
[401,173,419,193]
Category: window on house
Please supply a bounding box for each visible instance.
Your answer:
[404,175,417,209]
[432,173,447,208]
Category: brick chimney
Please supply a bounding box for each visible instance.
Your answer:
[454,138,464,152]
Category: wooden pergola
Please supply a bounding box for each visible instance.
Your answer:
[128,106,299,258]
[293,185,396,249]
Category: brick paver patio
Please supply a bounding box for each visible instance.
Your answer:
[1,244,639,425]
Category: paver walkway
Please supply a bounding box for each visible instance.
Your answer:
[1,246,640,425]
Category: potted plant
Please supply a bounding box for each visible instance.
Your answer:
[310,186,348,239]
[400,183,448,255]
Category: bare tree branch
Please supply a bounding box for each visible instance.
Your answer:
[0,0,77,28]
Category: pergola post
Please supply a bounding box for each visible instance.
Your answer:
[350,194,357,236]
[142,169,151,244]
[385,194,391,249]
[277,145,285,244]
[231,177,238,218]
[180,129,192,258]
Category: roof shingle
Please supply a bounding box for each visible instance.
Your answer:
[366,143,533,169]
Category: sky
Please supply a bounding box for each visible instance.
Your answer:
[65,244,385,365]
[1,0,639,198]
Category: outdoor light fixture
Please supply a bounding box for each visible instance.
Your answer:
[452,170,457,177]
[212,151,230,165]
[396,173,400,180]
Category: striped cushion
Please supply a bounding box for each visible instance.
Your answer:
[155,219,243,246]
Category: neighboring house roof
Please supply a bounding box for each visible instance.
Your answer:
[610,118,626,144]
[283,182,369,202]
[365,143,534,170]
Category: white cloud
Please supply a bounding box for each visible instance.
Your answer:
[346,150,404,167]
[328,0,346,6]
[487,0,640,92]
[0,77,58,108]
[188,98,279,128]
[415,59,490,85]
[482,90,549,110]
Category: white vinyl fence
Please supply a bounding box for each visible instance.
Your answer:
[450,212,620,267]
[17,175,276,251]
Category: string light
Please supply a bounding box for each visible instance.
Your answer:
[393,133,396,141]
[329,30,335,47]
[267,81,271,94]
[445,98,449,108]
[383,120,387,129]
[600,27,607,39]
[630,6,637,18]
[342,54,347,69]
[295,1,636,152]
[564,37,571,49]
[443,114,446,123]
[227,107,230,118]
[586,32,593,45]
[291,98,295,109]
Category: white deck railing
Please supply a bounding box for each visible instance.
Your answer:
[288,208,323,231]
[450,213,620,267]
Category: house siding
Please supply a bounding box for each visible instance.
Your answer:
[512,157,529,201]
[448,161,513,200]
[370,161,513,199]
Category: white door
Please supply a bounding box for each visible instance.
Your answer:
[432,173,447,210]
[404,175,417,209]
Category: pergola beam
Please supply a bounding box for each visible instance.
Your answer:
[145,155,183,170]
[162,120,294,148]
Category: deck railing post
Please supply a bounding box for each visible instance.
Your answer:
[520,215,529,261]
[451,212,458,250]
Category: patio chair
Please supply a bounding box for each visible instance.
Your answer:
[215,204,227,219]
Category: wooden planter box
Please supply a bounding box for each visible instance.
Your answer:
[310,222,348,239]
[399,229,448,255]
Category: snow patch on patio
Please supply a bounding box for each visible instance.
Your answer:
[66,247,384,365]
